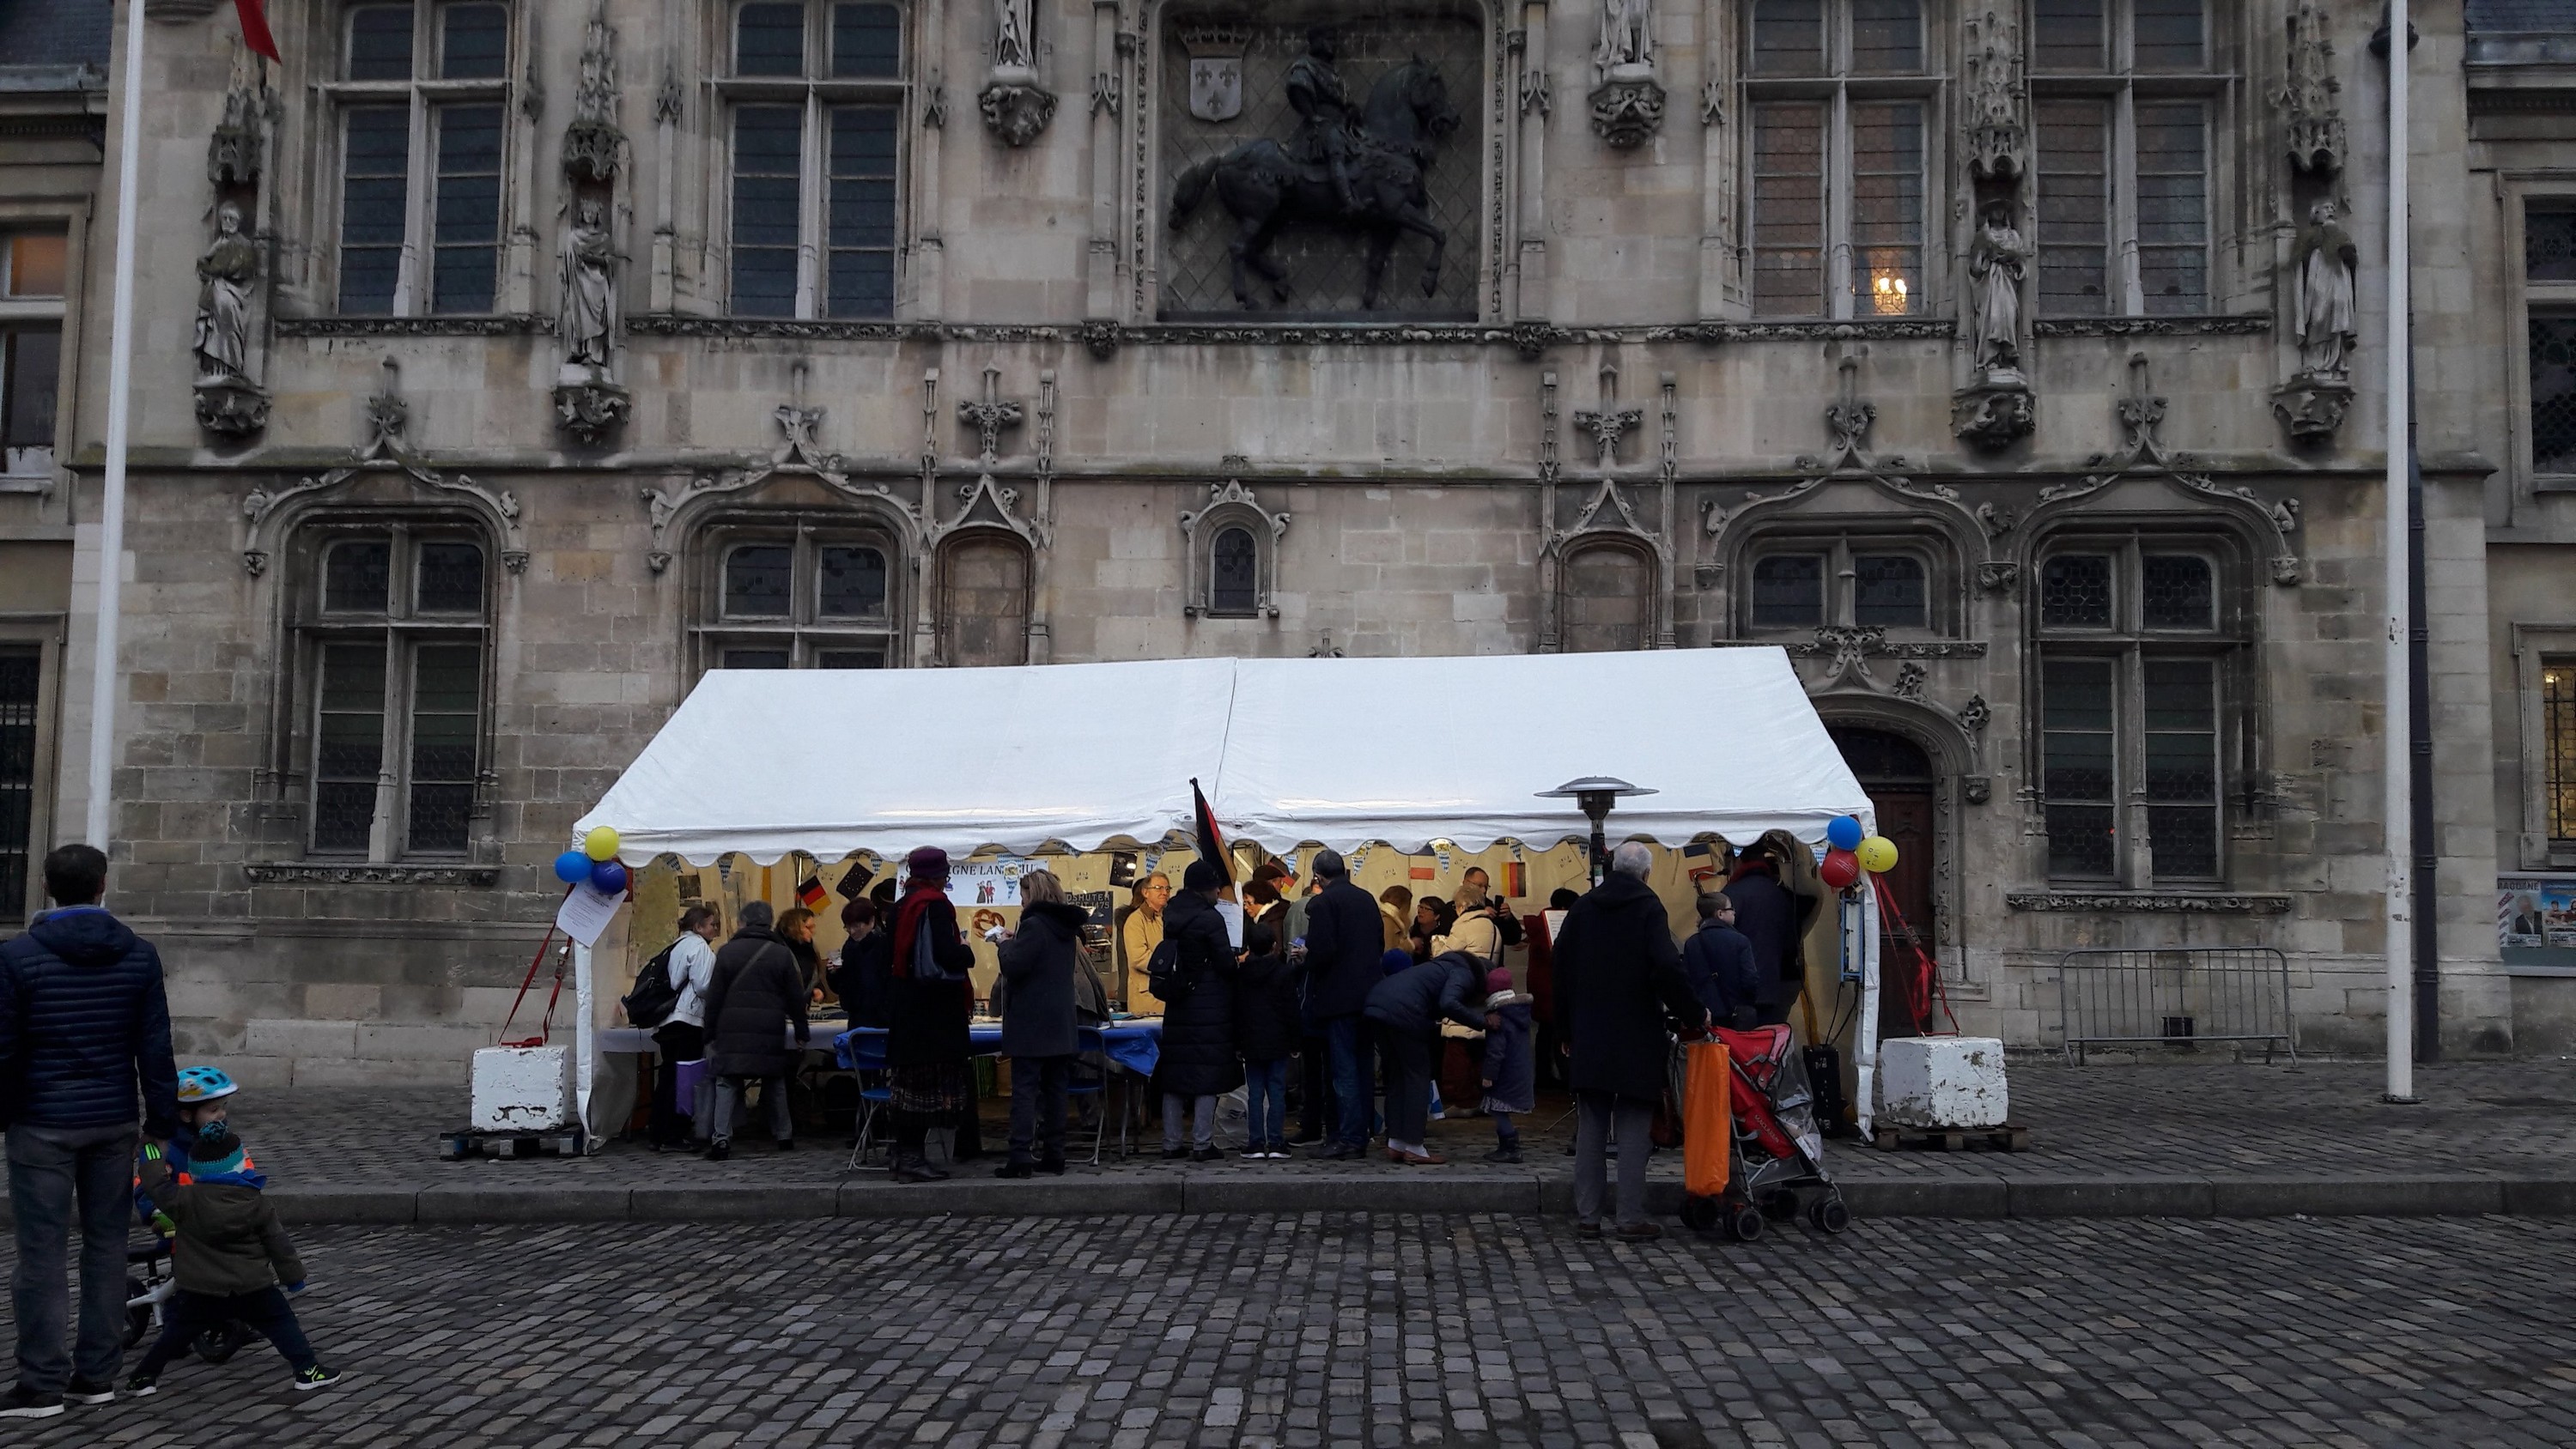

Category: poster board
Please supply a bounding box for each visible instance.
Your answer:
[2500,874,2576,974]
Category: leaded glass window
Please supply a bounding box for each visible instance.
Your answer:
[331,3,516,316]
[297,528,489,858]
[2032,0,2217,317]
[2036,540,2239,883]
[0,231,64,478]
[1852,554,1926,627]
[701,530,902,670]
[2527,203,2576,475]
[1743,0,1928,318]
[725,2,907,319]
[2548,661,2576,844]
[1211,528,1259,615]
[1751,554,1825,627]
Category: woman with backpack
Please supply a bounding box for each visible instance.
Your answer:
[648,906,720,1151]
[886,847,976,1183]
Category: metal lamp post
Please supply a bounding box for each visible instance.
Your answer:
[1536,776,1657,887]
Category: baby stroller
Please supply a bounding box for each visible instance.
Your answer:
[1677,1025,1851,1240]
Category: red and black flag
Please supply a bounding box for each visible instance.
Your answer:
[234,0,283,62]
[1189,778,1232,886]
[796,875,828,908]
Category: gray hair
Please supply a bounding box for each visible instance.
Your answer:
[1312,849,1346,879]
[1610,841,1654,880]
[1019,869,1064,906]
[739,900,775,929]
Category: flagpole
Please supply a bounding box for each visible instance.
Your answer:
[83,0,146,848]
[2382,0,2416,1104]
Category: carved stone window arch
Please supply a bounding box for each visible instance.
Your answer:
[938,530,1031,666]
[1179,477,1289,619]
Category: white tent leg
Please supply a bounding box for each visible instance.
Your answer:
[574,943,595,1140]
[1854,887,1880,1141]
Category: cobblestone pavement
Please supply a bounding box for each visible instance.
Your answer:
[5,1213,2572,1447]
[222,1058,2576,1189]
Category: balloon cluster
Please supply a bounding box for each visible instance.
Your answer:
[554,827,627,894]
[1818,815,1898,890]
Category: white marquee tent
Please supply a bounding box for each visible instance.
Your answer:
[563,648,1886,1135]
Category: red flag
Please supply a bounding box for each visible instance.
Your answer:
[234,0,282,63]
[1189,778,1232,886]
[795,875,827,908]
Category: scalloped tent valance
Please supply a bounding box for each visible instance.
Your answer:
[573,649,1874,868]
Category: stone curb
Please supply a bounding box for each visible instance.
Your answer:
[16,1173,2543,1226]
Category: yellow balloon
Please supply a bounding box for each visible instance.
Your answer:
[1856,835,1899,873]
[583,826,622,861]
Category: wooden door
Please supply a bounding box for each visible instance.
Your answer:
[1826,728,1941,1038]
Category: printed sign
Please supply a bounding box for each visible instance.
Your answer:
[945,858,1026,908]
[2500,875,2576,973]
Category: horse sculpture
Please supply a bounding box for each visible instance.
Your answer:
[1167,58,1460,312]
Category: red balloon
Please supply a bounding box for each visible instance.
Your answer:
[1819,848,1861,890]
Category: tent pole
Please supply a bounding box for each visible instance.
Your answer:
[574,943,595,1145]
[1853,887,1880,1139]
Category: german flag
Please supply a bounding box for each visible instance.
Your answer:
[1189,778,1232,886]
[796,875,828,908]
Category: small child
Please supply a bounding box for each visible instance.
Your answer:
[1232,923,1300,1160]
[130,1125,341,1395]
[137,1065,246,1234]
[1479,966,1534,1164]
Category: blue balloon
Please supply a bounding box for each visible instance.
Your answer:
[590,859,629,895]
[553,850,592,884]
[1825,815,1865,852]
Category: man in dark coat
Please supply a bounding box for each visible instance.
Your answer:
[1297,849,1381,1158]
[0,845,180,1419]
[699,900,811,1160]
[1154,858,1240,1161]
[1726,845,1817,1028]
[1364,950,1487,1165]
[994,874,1089,1177]
[1553,842,1708,1240]
[1680,892,1761,1032]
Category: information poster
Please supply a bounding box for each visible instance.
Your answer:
[946,858,1026,908]
[2500,875,2576,973]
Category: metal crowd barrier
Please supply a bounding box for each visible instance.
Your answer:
[2054,947,2298,1064]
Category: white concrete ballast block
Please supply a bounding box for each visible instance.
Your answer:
[1880,1037,2011,1129]
[470,1046,574,1132]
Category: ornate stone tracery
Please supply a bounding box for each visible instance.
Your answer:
[1179,476,1292,617]
[242,363,525,576]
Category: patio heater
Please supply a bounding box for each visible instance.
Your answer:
[1535,776,1656,887]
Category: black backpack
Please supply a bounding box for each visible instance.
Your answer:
[620,938,684,1028]
[1145,937,1190,1006]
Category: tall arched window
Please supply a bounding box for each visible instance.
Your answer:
[1210,527,1258,616]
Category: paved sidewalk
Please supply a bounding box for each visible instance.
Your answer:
[7,1214,2575,1447]
[25,1058,2568,1224]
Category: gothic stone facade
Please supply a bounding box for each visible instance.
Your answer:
[4,0,2566,1084]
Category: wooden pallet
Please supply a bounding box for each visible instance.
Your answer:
[1873,1122,2030,1153]
[438,1126,590,1161]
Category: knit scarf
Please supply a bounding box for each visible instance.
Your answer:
[890,879,946,979]
[1726,856,1780,888]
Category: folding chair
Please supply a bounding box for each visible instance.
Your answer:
[839,1030,893,1172]
[1065,1027,1111,1167]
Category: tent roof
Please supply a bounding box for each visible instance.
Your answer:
[574,649,1872,866]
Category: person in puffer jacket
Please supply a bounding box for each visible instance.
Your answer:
[0,844,179,1421]
[129,1126,340,1396]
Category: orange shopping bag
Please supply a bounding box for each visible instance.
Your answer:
[1680,1038,1731,1200]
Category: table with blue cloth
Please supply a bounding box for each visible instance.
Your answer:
[832,1020,1163,1079]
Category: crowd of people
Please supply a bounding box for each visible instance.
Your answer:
[648,835,1820,1236]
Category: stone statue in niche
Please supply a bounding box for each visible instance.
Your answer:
[1966,199,2026,381]
[2292,199,2359,380]
[557,196,617,378]
[992,0,1036,77]
[1587,0,1665,147]
[193,201,256,386]
[1593,0,1656,82]
[978,0,1055,146]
